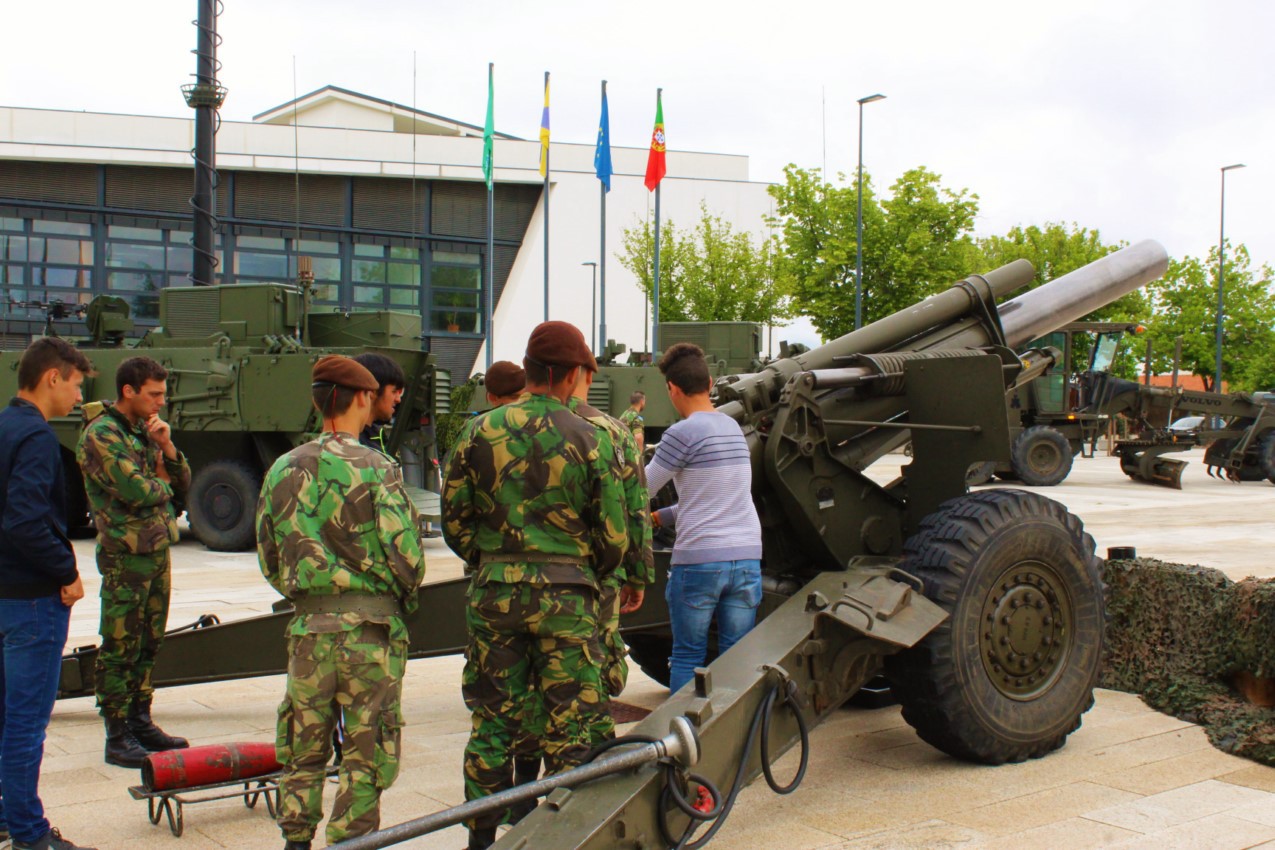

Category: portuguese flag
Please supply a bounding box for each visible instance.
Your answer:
[644,90,666,192]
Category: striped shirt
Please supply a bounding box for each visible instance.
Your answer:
[645,411,762,566]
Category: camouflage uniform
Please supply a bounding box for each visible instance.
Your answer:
[619,407,644,444]
[257,431,426,845]
[443,392,629,830]
[77,403,190,721]
[512,398,654,758]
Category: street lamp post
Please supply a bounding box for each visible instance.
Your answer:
[1216,163,1246,393]
[855,93,885,330]
[582,261,598,353]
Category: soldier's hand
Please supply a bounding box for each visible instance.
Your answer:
[147,415,178,459]
[619,584,645,614]
[61,576,85,607]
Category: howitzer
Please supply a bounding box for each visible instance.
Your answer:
[318,240,1169,849]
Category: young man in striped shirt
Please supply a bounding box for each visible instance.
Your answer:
[645,343,762,693]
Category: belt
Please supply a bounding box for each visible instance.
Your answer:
[478,552,590,566]
[291,593,402,618]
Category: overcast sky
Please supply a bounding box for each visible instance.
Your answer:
[3,0,1271,334]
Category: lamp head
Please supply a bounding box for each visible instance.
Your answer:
[858,93,886,105]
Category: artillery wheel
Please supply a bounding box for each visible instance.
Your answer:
[884,489,1103,765]
[188,460,262,552]
[1011,426,1073,486]
[1260,431,1275,484]
[965,461,997,487]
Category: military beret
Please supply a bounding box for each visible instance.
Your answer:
[485,360,526,398]
[525,321,598,373]
[312,355,379,392]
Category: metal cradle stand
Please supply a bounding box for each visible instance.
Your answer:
[128,773,282,838]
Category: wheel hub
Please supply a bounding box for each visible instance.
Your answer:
[1028,442,1061,475]
[205,483,243,528]
[980,563,1071,699]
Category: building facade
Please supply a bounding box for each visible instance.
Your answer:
[0,86,775,376]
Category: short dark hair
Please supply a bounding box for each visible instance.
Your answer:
[523,357,576,388]
[629,391,646,405]
[657,343,711,395]
[353,352,406,391]
[17,337,93,391]
[116,356,168,397]
[312,384,359,418]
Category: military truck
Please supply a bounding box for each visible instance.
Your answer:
[0,278,449,551]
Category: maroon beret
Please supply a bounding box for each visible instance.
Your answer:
[485,360,526,398]
[312,355,379,392]
[525,321,598,373]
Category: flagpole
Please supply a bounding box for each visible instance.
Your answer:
[652,87,663,353]
[598,79,608,355]
[484,62,494,370]
[542,70,550,322]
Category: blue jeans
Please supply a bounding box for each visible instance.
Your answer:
[665,560,762,693]
[0,595,71,843]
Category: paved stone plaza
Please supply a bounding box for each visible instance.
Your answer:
[39,448,1275,849]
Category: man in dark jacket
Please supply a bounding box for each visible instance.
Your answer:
[0,337,97,850]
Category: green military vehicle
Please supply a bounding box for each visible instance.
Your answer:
[0,279,449,551]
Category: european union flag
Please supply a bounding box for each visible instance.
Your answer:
[594,89,612,192]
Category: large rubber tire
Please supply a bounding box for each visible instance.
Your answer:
[188,460,263,552]
[965,461,997,487]
[1011,425,1074,487]
[1260,431,1275,485]
[884,489,1104,765]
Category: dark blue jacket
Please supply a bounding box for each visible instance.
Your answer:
[0,397,79,596]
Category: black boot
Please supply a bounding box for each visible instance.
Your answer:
[128,699,189,751]
[506,756,542,825]
[467,827,497,850]
[282,841,311,850]
[103,716,150,768]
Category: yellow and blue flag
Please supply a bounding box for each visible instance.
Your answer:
[594,86,612,192]
[538,74,550,178]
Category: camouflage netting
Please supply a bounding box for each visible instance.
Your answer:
[1101,558,1275,766]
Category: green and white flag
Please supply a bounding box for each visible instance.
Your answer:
[482,63,494,190]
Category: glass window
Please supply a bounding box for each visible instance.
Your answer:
[353,286,384,306]
[107,271,164,292]
[298,239,339,255]
[430,311,481,333]
[353,260,387,283]
[0,218,22,232]
[389,246,418,260]
[354,244,384,258]
[237,235,286,251]
[33,268,92,288]
[167,246,193,273]
[309,283,340,303]
[433,289,479,309]
[0,264,21,285]
[433,265,481,290]
[107,242,163,269]
[33,220,90,237]
[236,252,289,279]
[309,256,341,281]
[433,251,480,266]
[388,288,420,309]
[108,226,162,241]
[1,235,25,262]
[41,239,92,265]
[167,230,192,243]
[387,262,419,287]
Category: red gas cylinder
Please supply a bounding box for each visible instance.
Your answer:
[143,743,281,791]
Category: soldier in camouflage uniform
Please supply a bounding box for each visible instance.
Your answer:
[443,321,628,850]
[257,355,426,850]
[504,370,654,814]
[619,390,646,451]
[77,356,191,769]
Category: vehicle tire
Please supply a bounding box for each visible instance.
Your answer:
[965,461,997,487]
[1011,425,1073,486]
[1260,431,1275,485]
[188,460,262,552]
[884,488,1103,765]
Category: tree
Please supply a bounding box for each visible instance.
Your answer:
[1143,244,1275,392]
[617,202,791,327]
[767,165,981,341]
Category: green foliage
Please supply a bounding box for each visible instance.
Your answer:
[1143,245,1275,392]
[617,203,791,328]
[436,375,479,458]
[767,165,981,340]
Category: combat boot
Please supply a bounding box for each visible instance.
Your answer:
[103,716,149,768]
[466,827,496,850]
[127,699,189,751]
[506,756,542,824]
